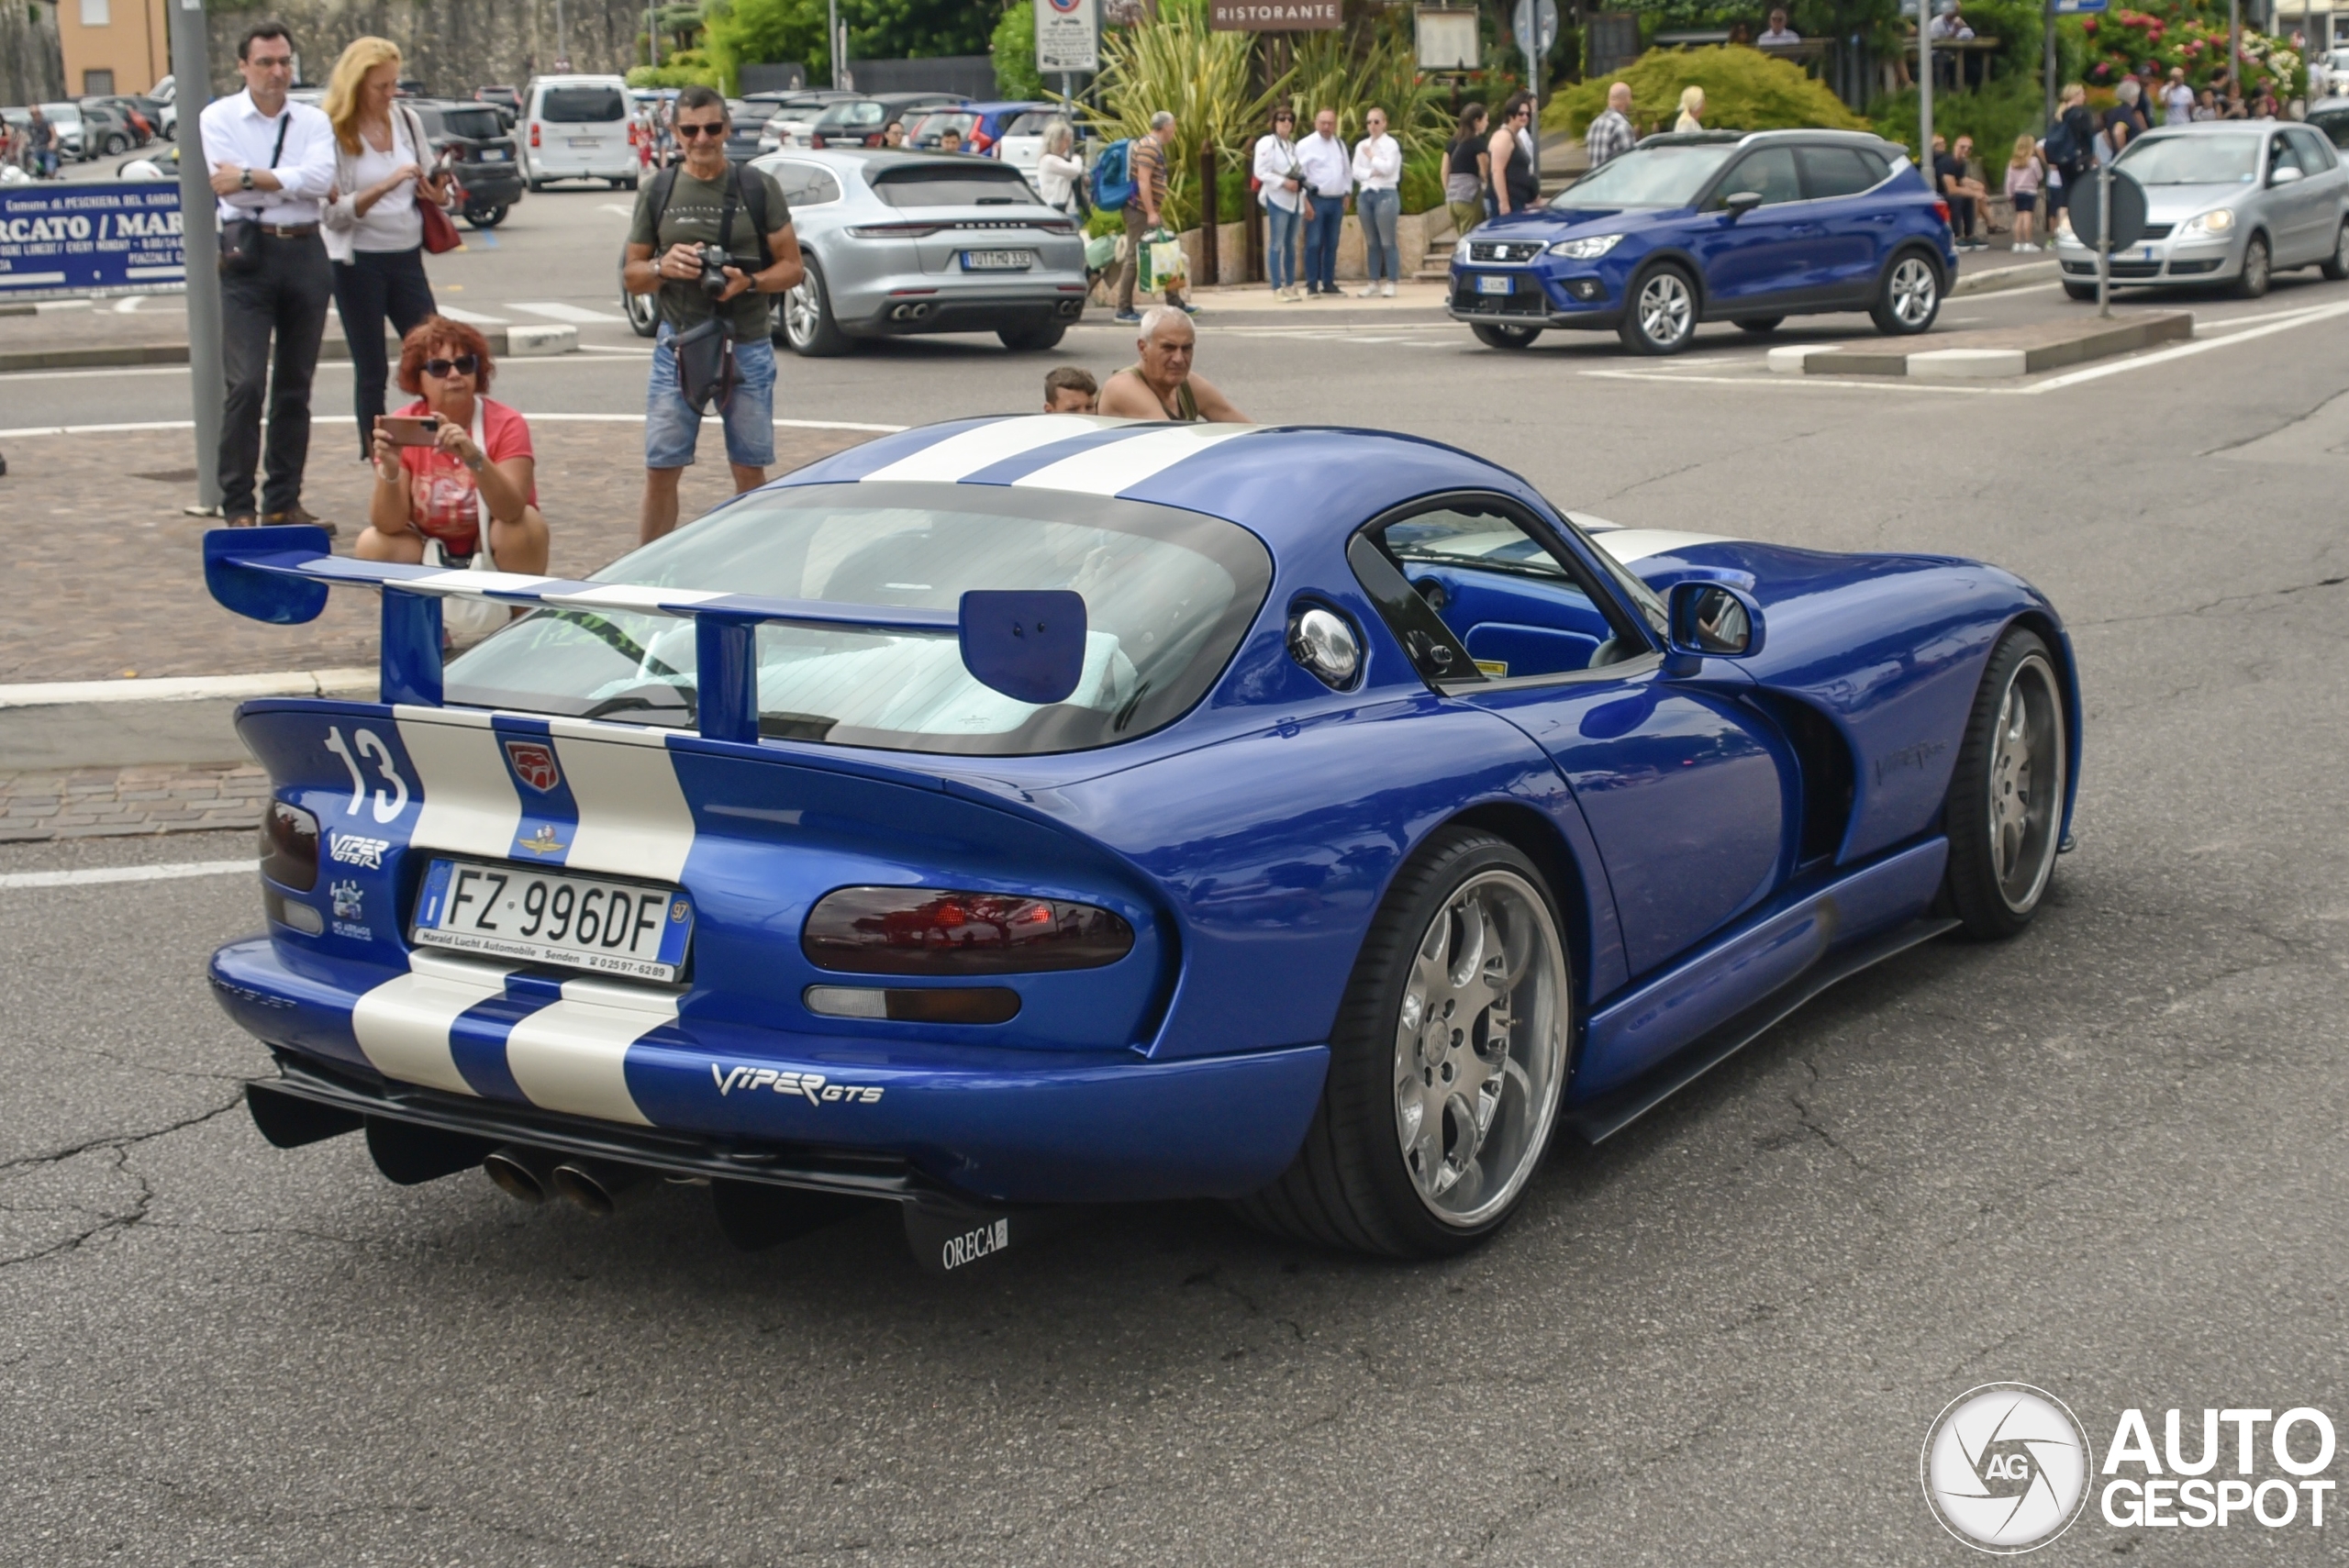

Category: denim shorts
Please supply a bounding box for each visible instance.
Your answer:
[645,321,777,470]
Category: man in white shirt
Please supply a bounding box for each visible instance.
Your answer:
[200,20,338,528]
[1294,107,1351,297]
[1351,106,1402,297]
[1757,7,1801,44]
[2161,67,2196,125]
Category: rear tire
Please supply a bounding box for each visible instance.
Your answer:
[782,255,853,357]
[462,205,507,228]
[2320,221,2349,281]
[1869,250,1941,335]
[2234,233,2272,298]
[1940,628,2068,940]
[1617,263,1698,354]
[1232,828,1571,1259]
[1471,322,1542,349]
[1736,316,1785,335]
[997,319,1067,351]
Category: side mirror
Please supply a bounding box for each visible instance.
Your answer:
[1722,190,1765,219]
[2272,163,2306,185]
[1666,580,1765,659]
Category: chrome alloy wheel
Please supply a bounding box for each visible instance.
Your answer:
[1890,256,1937,326]
[1987,651,2065,914]
[783,279,820,346]
[1392,869,1567,1227]
[1635,270,1694,348]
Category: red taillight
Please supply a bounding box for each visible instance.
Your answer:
[804,887,1135,975]
[529,121,541,148]
[1933,199,1952,228]
[865,132,883,147]
[259,800,318,891]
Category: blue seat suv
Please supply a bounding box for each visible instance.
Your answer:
[1450,129,1959,355]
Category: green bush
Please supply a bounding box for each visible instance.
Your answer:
[627,55,723,90]
[1869,72,2043,166]
[993,2,1045,101]
[1545,45,1868,138]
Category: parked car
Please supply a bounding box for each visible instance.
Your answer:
[1450,129,1954,354]
[723,99,766,163]
[36,102,88,160]
[474,84,521,129]
[807,93,968,149]
[411,99,526,228]
[204,415,2078,1266]
[994,107,1074,178]
[750,90,854,153]
[83,94,161,146]
[75,99,138,156]
[905,101,1053,156]
[520,74,637,190]
[2054,121,2349,300]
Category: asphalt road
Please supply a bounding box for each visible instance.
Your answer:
[5,186,2349,1565]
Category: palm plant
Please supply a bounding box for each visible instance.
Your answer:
[1083,0,1290,227]
[1282,20,1455,161]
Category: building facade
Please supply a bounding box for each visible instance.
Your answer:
[58,0,172,96]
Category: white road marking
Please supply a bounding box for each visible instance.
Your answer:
[0,668,373,708]
[597,203,636,217]
[0,860,252,891]
[435,305,512,327]
[0,414,907,438]
[507,301,631,325]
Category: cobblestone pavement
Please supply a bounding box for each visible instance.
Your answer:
[0,424,874,684]
[0,762,268,842]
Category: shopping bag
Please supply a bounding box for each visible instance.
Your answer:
[1140,228,1188,295]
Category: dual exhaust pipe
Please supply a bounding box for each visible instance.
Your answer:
[484,1145,655,1216]
[886,300,936,322]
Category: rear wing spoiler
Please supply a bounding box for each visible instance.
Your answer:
[203,525,1087,744]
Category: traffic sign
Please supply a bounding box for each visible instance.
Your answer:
[2066,168,2147,251]
[2053,0,2109,13]
[1513,0,1558,59]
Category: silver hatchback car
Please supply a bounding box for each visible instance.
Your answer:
[756,148,1088,355]
[2055,121,2349,297]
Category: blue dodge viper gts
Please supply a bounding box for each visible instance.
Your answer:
[206,416,2076,1269]
[1451,129,1961,354]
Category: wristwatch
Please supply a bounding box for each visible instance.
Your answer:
[239,167,253,191]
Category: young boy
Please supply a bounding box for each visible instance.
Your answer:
[1043,365,1098,414]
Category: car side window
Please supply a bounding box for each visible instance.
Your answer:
[1798,146,1883,200]
[1353,500,1649,684]
[1714,146,1803,207]
[2288,127,2337,171]
[2270,133,2302,175]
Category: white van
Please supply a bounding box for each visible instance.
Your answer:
[520,75,636,190]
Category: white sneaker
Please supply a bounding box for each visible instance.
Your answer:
[1382,282,1397,297]
[1356,283,1379,297]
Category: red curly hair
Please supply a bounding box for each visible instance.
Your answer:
[395,315,495,395]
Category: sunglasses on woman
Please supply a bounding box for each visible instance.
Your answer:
[422,353,480,377]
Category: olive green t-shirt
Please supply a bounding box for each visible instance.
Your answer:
[628,165,793,342]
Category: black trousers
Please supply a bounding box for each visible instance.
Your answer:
[218,231,334,518]
[332,247,438,460]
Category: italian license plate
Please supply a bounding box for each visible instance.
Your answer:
[963,249,1035,271]
[413,859,695,982]
[1476,273,1513,295]
[568,136,601,148]
[480,149,508,161]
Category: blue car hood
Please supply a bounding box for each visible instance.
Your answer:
[1477,204,1698,241]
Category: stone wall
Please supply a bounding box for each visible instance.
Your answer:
[195,0,651,98]
[4,0,69,106]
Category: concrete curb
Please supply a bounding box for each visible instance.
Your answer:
[0,323,576,373]
[0,668,373,772]
[1950,258,2060,297]
[1779,310,2193,379]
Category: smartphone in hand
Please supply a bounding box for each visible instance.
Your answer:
[378,414,442,447]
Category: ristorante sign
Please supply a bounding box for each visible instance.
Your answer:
[1208,0,1342,29]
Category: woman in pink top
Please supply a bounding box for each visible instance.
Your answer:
[358,317,550,575]
[2006,135,2044,252]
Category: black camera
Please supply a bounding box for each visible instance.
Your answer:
[696,243,732,299]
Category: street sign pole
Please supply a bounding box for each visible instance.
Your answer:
[1512,0,1556,186]
[1920,2,1933,185]
[169,0,222,512]
[2097,160,2111,317]
[829,0,841,87]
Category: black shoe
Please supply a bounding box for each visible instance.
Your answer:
[262,504,339,538]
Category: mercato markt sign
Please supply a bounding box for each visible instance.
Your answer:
[0,180,184,297]
[1210,0,1341,29]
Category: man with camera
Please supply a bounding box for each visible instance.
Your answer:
[621,85,803,543]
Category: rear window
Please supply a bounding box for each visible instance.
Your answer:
[870,162,1041,206]
[913,111,979,139]
[441,482,1273,756]
[433,106,505,140]
[1004,112,1059,138]
[2312,109,2349,150]
[819,102,885,128]
[771,161,841,205]
[540,85,626,122]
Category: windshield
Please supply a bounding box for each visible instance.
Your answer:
[819,102,885,128]
[433,106,505,140]
[870,162,1041,206]
[2116,133,2260,183]
[1555,143,1737,208]
[442,482,1272,756]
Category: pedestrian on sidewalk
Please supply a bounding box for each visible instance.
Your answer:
[2004,133,2043,251]
[2162,67,2196,126]
[26,106,58,178]
[1098,306,1247,423]
[1036,120,1086,219]
[1295,107,1350,298]
[1114,111,1188,323]
[1253,105,1307,301]
[1586,83,1636,171]
[322,36,455,462]
[2045,83,2095,235]
[1675,85,1707,133]
[357,316,549,576]
[202,19,340,529]
[619,85,805,543]
[1445,104,1489,238]
[1352,107,1402,298]
[1936,135,1990,250]
[1488,94,1539,217]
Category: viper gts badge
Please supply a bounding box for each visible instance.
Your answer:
[711,1064,884,1105]
[504,740,562,793]
[517,824,567,855]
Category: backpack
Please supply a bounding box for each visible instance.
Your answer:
[2043,116,2078,168]
[1090,139,1137,212]
[649,161,774,268]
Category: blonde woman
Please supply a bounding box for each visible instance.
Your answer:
[321,36,452,458]
[2005,132,2043,250]
[1674,85,1706,132]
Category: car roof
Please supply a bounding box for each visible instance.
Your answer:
[2133,121,2274,134]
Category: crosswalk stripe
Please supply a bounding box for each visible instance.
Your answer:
[507,301,631,325]
[436,306,512,327]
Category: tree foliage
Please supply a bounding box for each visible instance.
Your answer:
[1545,44,1867,136]
[994,0,1045,99]
[708,0,999,86]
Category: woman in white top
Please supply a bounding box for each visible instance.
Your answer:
[1035,120,1086,217]
[322,36,453,460]
[1351,106,1403,297]
[1252,106,1306,301]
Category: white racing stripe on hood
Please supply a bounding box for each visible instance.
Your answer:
[553,729,696,883]
[396,711,522,858]
[1589,528,1736,564]
[1012,423,1256,496]
[351,951,514,1096]
[859,414,1117,483]
[500,977,674,1126]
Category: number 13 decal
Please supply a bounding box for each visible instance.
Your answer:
[324,725,412,824]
